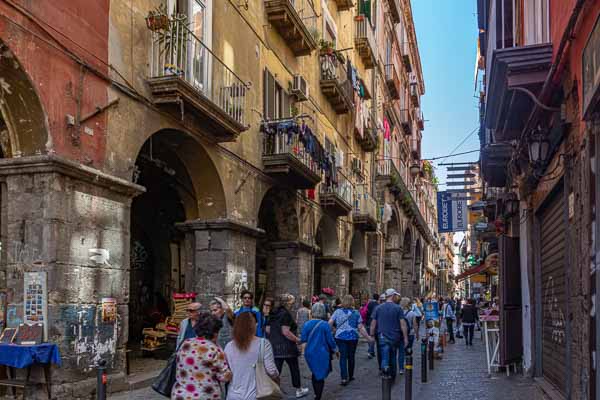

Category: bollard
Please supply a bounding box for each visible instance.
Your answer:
[428,338,434,370]
[381,373,392,400]
[421,339,428,383]
[97,359,107,400]
[404,346,413,400]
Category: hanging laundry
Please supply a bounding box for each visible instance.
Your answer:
[383,117,391,140]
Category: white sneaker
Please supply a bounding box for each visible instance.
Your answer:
[295,387,309,398]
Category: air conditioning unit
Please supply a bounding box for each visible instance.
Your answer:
[291,74,309,102]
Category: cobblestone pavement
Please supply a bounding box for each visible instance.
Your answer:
[111,328,538,400]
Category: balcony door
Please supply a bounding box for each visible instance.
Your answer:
[170,0,212,92]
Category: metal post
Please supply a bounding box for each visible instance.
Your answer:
[428,337,434,370]
[421,339,428,382]
[404,347,413,400]
[381,374,392,400]
[97,359,107,400]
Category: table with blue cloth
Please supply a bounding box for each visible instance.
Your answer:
[0,343,61,399]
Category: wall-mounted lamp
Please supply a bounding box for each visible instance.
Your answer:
[528,126,550,166]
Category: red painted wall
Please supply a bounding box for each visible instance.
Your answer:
[0,0,109,167]
[550,0,600,121]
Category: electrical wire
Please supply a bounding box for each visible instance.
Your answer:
[438,126,480,164]
[424,149,480,161]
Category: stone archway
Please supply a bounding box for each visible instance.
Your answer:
[314,215,343,296]
[256,187,309,304]
[349,231,369,302]
[413,239,423,298]
[401,227,414,296]
[0,41,49,157]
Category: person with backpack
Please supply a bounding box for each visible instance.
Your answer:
[311,294,330,321]
[328,294,374,385]
[301,316,338,400]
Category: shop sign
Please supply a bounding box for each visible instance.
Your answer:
[437,191,467,233]
[583,14,600,120]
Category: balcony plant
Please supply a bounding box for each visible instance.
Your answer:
[319,39,335,55]
[145,4,169,31]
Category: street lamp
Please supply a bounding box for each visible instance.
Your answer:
[504,195,519,217]
[410,163,420,177]
[528,126,550,166]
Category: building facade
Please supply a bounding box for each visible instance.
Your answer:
[0,0,435,396]
[477,0,600,398]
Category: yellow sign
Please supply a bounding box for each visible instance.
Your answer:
[468,193,483,224]
[470,274,487,283]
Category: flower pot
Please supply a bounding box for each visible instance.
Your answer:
[355,15,365,21]
[146,14,169,31]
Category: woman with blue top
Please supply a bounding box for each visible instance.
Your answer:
[328,294,374,385]
[300,317,338,400]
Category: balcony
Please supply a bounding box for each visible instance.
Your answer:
[320,53,354,114]
[265,0,318,56]
[401,41,412,73]
[355,111,378,152]
[376,159,434,243]
[333,0,354,11]
[399,109,412,136]
[353,191,378,231]
[410,83,419,107]
[387,0,401,24]
[484,44,553,142]
[354,17,377,69]
[481,143,512,188]
[415,108,424,130]
[148,19,249,142]
[320,171,353,217]
[261,119,323,189]
[385,63,400,100]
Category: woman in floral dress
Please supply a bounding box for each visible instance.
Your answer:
[172,313,232,400]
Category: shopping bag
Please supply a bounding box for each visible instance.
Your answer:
[151,351,178,397]
[256,339,283,400]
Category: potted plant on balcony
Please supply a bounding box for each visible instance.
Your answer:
[145,4,169,32]
[319,39,335,56]
[155,14,189,76]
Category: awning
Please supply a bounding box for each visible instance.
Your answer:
[455,262,489,282]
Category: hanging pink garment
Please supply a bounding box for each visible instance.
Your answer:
[383,118,391,140]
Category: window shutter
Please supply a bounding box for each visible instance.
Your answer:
[264,69,276,120]
[282,89,291,118]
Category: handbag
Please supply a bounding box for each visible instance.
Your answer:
[256,338,284,400]
[151,350,178,397]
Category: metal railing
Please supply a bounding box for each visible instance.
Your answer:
[262,120,323,176]
[354,17,377,58]
[320,53,354,106]
[321,170,353,206]
[281,0,317,37]
[149,16,249,126]
[354,190,379,221]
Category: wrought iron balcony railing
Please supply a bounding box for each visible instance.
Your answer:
[353,190,378,231]
[354,17,377,69]
[320,170,354,216]
[319,53,354,114]
[148,17,249,140]
[265,0,318,56]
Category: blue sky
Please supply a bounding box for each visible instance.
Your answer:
[411,0,480,186]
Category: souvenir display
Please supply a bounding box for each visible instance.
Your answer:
[23,272,48,341]
[0,327,17,344]
[142,292,196,352]
[15,323,43,345]
[101,298,117,323]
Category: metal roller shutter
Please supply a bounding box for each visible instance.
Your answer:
[540,186,566,394]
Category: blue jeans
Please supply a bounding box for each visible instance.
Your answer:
[336,339,358,381]
[398,335,415,372]
[378,335,399,378]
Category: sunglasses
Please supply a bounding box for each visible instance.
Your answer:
[187,309,200,312]
[242,296,253,300]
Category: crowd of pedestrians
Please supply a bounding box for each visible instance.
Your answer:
[162,289,481,400]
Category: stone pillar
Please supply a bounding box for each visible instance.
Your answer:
[317,256,353,298]
[366,232,382,295]
[384,246,402,291]
[177,219,262,308]
[269,241,316,303]
[0,155,143,398]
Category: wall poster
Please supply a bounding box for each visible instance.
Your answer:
[23,271,48,341]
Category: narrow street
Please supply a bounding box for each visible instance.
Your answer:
[111,330,536,400]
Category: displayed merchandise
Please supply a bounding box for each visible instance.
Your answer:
[0,327,17,344]
[23,271,48,341]
[15,323,43,345]
[101,298,117,323]
[142,292,196,351]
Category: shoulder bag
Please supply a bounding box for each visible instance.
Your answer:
[256,338,284,400]
[152,338,185,397]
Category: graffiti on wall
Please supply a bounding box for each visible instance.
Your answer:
[544,276,566,344]
[8,240,45,265]
[61,304,119,370]
[231,270,248,309]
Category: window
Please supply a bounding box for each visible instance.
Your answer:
[523,0,549,45]
[322,3,337,47]
[263,69,290,120]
